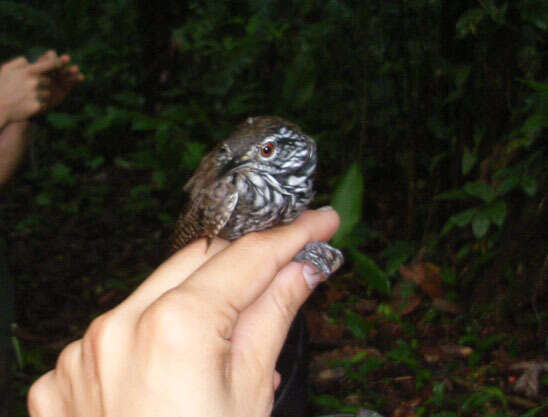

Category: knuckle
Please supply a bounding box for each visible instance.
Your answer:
[55,340,81,382]
[138,292,194,348]
[15,56,28,66]
[139,289,235,349]
[30,102,42,114]
[27,374,50,417]
[83,312,119,363]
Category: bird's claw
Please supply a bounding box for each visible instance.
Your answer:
[294,241,344,276]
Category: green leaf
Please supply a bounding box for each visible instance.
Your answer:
[453,208,477,227]
[51,162,76,185]
[521,175,538,196]
[434,188,469,201]
[456,8,486,38]
[181,141,208,171]
[11,335,24,370]
[350,249,390,294]
[47,113,81,130]
[442,208,477,236]
[464,182,496,202]
[88,156,105,170]
[494,173,520,197]
[486,200,507,227]
[344,309,369,339]
[462,386,508,412]
[522,78,548,94]
[132,115,162,131]
[114,157,134,169]
[35,192,52,206]
[472,210,490,239]
[520,401,548,417]
[462,146,477,175]
[380,241,414,277]
[312,394,345,410]
[330,163,364,248]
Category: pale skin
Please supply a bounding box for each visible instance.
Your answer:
[0,50,84,186]
[27,208,340,417]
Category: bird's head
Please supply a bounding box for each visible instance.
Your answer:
[215,116,317,179]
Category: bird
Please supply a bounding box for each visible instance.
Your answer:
[171,115,343,277]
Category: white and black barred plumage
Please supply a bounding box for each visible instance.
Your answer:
[172,115,343,276]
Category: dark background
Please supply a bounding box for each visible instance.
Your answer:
[0,0,546,415]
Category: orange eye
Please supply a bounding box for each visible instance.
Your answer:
[260,142,275,157]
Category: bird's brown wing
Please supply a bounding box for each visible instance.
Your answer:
[171,177,238,252]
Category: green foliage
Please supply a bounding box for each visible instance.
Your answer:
[350,249,390,295]
[461,386,509,415]
[331,162,364,248]
[520,400,548,417]
[1,1,547,415]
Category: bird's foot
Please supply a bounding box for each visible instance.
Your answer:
[294,241,344,277]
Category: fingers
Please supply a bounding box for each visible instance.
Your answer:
[231,262,315,374]
[2,56,28,70]
[274,370,282,391]
[38,76,51,88]
[58,54,71,67]
[29,50,66,74]
[28,371,67,417]
[120,238,229,316]
[65,65,85,82]
[36,88,51,104]
[179,208,340,314]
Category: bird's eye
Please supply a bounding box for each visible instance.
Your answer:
[260,142,275,157]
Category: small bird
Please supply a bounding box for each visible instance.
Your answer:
[172,115,343,276]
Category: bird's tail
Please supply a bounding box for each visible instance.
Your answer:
[169,210,202,253]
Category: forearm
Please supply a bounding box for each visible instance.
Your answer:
[0,121,30,187]
[0,103,9,129]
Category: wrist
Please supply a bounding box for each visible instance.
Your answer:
[0,101,16,129]
[0,110,8,129]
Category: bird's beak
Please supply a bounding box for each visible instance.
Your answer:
[216,154,251,179]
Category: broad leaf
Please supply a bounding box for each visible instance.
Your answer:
[521,175,538,196]
[486,200,507,227]
[331,163,364,248]
[464,182,496,203]
[462,146,477,175]
[434,188,469,201]
[344,309,369,340]
[351,249,390,294]
[441,208,476,236]
[47,113,81,130]
[472,210,490,238]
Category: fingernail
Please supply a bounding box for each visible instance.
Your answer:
[317,205,334,212]
[303,264,327,290]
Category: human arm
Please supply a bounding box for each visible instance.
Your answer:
[27,208,340,417]
[0,51,83,186]
[0,121,31,186]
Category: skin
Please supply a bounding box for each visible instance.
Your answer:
[27,208,340,417]
[0,50,84,186]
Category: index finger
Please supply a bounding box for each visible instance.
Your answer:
[179,207,340,312]
[28,53,65,74]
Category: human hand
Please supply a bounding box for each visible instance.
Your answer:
[0,50,83,127]
[27,208,341,417]
[37,51,84,109]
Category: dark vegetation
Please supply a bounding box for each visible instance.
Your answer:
[1,0,546,415]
